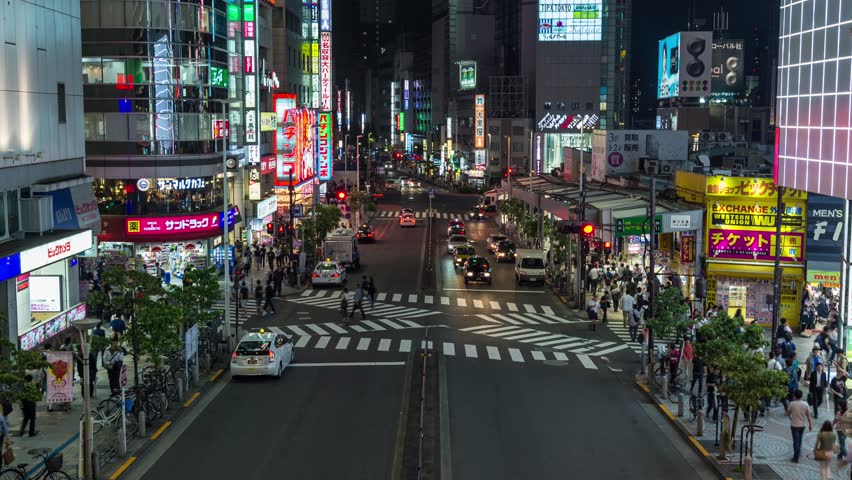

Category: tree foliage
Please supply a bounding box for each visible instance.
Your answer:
[719,350,788,424]
[648,286,693,341]
[167,267,221,328]
[694,311,765,368]
[132,301,183,369]
[298,205,343,254]
[0,338,48,404]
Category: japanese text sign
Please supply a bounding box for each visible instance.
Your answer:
[705,176,807,199]
[474,94,485,149]
[317,111,332,181]
[707,228,803,262]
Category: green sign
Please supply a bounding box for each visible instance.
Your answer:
[210,66,228,88]
[227,4,240,21]
[615,215,662,236]
[243,4,255,22]
[398,112,405,131]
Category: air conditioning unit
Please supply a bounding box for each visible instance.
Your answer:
[658,164,674,175]
[644,159,658,175]
[717,132,730,142]
[735,134,747,142]
[21,196,54,233]
[735,142,748,149]
[700,132,717,142]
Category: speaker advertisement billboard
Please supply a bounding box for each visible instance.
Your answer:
[711,39,744,98]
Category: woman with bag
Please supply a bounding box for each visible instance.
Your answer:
[599,291,611,325]
[813,420,837,480]
[587,296,600,331]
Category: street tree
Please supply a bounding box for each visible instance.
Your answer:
[132,301,183,369]
[299,205,343,256]
[694,311,764,368]
[0,337,48,405]
[168,266,221,328]
[347,190,377,226]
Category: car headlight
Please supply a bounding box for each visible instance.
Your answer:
[483,272,491,277]
[466,272,474,276]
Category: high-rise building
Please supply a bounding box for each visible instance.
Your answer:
[0,1,100,347]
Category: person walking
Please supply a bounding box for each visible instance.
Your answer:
[588,265,600,295]
[102,342,124,395]
[267,249,276,271]
[809,362,828,419]
[0,402,8,467]
[814,420,836,479]
[19,375,37,437]
[273,267,284,297]
[599,291,611,325]
[340,288,350,325]
[367,277,377,308]
[263,281,277,315]
[254,280,264,315]
[681,338,694,383]
[785,389,813,463]
[706,366,721,421]
[587,296,600,331]
[628,306,641,342]
[830,370,848,460]
[620,290,635,328]
[350,284,366,320]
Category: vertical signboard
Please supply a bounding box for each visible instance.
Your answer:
[711,38,744,98]
[320,32,333,110]
[274,106,316,188]
[244,0,259,164]
[538,0,602,41]
[678,31,712,98]
[474,94,486,149]
[317,111,333,180]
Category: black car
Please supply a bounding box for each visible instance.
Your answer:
[495,240,516,262]
[356,225,375,242]
[469,208,486,221]
[463,257,492,285]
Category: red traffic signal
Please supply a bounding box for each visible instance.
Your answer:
[581,224,595,236]
[508,168,513,174]
[266,222,274,234]
[277,225,285,235]
[603,241,612,249]
[336,189,347,201]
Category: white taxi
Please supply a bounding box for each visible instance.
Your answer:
[400,214,416,227]
[231,329,294,378]
[311,260,347,286]
[447,235,469,254]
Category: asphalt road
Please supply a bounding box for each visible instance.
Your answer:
[132,171,716,480]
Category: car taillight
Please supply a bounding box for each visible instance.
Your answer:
[312,273,320,278]
[332,273,340,277]
[268,351,275,363]
[368,233,373,237]
[231,351,237,363]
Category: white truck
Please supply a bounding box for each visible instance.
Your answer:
[322,228,361,270]
[514,249,547,286]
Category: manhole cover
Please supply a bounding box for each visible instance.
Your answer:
[543,360,571,367]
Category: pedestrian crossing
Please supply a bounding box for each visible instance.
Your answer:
[295,289,570,318]
[211,299,263,324]
[605,322,678,355]
[288,294,441,320]
[375,210,472,220]
[459,324,630,356]
[226,317,427,338]
[269,329,610,369]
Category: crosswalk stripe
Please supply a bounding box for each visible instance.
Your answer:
[398,311,441,319]
[544,314,573,324]
[531,351,546,361]
[392,293,402,302]
[425,295,434,304]
[336,337,351,350]
[399,339,412,352]
[519,313,557,325]
[268,326,285,334]
[554,342,591,350]
[461,324,503,332]
[523,304,537,313]
[323,323,348,334]
[473,299,484,308]
[377,318,405,329]
[457,298,467,307]
[441,296,450,305]
[508,348,524,362]
[370,305,411,315]
[301,290,313,297]
[507,303,519,312]
[443,342,455,356]
[397,319,422,328]
[314,290,328,298]
[509,313,539,325]
[378,338,391,351]
[356,338,370,350]
[489,301,500,310]
[534,337,584,347]
[305,324,330,335]
[416,212,423,218]
[329,291,343,298]
[492,314,523,325]
[408,294,418,303]
[474,325,522,335]
[350,325,367,333]
[486,346,501,360]
[553,352,569,361]
[595,342,616,348]
[377,292,387,301]
[502,331,556,341]
[578,354,597,369]
[465,344,478,358]
[489,328,535,338]
[287,325,311,336]
[541,305,555,315]
[315,336,330,349]
[294,336,311,348]
[361,320,386,331]
[590,344,631,356]
[420,340,434,349]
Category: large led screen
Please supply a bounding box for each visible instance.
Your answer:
[538,0,602,41]
[657,33,680,99]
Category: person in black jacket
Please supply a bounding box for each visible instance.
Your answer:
[809,362,828,419]
[19,375,37,437]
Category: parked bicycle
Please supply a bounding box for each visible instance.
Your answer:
[82,394,138,436]
[0,448,72,480]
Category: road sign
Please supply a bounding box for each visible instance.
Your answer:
[293,204,303,218]
[120,364,127,387]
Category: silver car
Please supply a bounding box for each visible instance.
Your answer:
[447,235,469,254]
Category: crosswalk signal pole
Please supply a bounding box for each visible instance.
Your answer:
[648,173,657,383]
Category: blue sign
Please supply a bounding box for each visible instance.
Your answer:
[0,253,22,283]
[807,194,844,267]
[218,207,242,232]
[657,32,680,99]
[293,204,304,218]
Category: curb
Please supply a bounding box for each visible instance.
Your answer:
[634,381,733,480]
[390,352,416,480]
[103,367,229,480]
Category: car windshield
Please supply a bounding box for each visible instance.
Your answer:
[317,263,338,271]
[467,259,490,270]
[498,242,515,250]
[521,258,545,268]
[450,236,467,243]
[359,227,371,233]
[237,341,269,356]
[456,247,475,255]
[491,236,507,243]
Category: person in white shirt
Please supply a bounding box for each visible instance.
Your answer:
[620,292,635,328]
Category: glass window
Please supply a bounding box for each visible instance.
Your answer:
[179,61,202,85]
[81,1,98,29]
[150,2,169,28]
[57,84,66,124]
[84,113,105,141]
[102,59,126,85]
[100,1,126,27]
[82,58,103,83]
[130,114,153,142]
[125,1,147,27]
[0,193,7,238]
[103,113,129,141]
[178,4,197,31]
[199,114,212,141]
[6,190,18,235]
[178,115,200,141]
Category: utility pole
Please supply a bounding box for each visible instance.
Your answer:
[771,186,785,347]
[576,127,587,309]
[507,136,512,197]
[648,171,657,379]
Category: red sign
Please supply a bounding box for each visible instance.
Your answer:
[261,155,275,175]
[320,32,332,110]
[244,56,254,74]
[681,235,695,264]
[115,207,241,242]
[274,100,315,188]
[116,74,134,90]
[212,120,230,139]
[244,21,255,38]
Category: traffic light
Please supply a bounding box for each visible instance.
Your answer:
[277,225,286,236]
[581,224,595,236]
[603,241,612,255]
[266,222,274,234]
[556,220,597,235]
[335,189,347,202]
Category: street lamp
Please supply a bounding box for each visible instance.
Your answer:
[71,317,101,480]
[212,98,238,350]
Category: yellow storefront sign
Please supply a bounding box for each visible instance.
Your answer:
[260,112,277,132]
[705,176,808,199]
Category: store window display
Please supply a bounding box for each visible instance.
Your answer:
[95,177,223,215]
[136,242,208,285]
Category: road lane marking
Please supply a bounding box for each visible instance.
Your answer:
[305,324,330,335]
[408,294,418,302]
[508,348,524,363]
[475,314,503,324]
[109,457,137,480]
[291,362,405,367]
[361,320,386,330]
[295,336,311,348]
[554,341,592,350]
[399,339,412,352]
[378,338,391,351]
[268,327,285,334]
[330,291,343,298]
[350,325,367,333]
[150,421,172,440]
[473,326,523,335]
[421,340,434,349]
[301,290,313,297]
[397,320,422,328]
[314,290,328,298]
[209,369,224,382]
[183,392,201,407]
[553,352,569,361]
[492,314,523,325]
[287,325,310,336]
[377,318,405,329]
[489,301,501,310]
[335,337,351,350]
[688,436,710,456]
[520,313,557,324]
[473,299,484,308]
[377,292,387,301]
[507,313,539,325]
[489,328,535,338]
[486,346,500,360]
[464,344,478,358]
[441,296,450,305]
[425,295,434,304]
[323,323,348,334]
[534,337,584,346]
[531,351,546,361]
[392,293,402,302]
[462,323,503,331]
[577,354,597,369]
[457,298,467,307]
[523,304,537,313]
[507,303,519,311]
[356,338,371,350]
[590,344,630,356]
[502,331,556,341]
[541,305,555,315]
[443,343,455,356]
[315,336,331,349]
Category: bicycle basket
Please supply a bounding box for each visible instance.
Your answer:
[125,398,134,413]
[45,453,63,473]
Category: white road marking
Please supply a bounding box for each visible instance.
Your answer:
[378,339,391,351]
[489,328,535,338]
[424,295,434,304]
[291,362,405,367]
[329,291,343,299]
[323,323,348,334]
[577,354,597,369]
[474,326,524,335]
[314,290,328,298]
[486,346,501,360]
[361,320,386,331]
[531,351,546,361]
[335,337,351,350]
[377,292,387,301]
[350,325,368,333]
[489,301,501,310]
[315,336,331,349]
[457,298,467,307]
[294,336,311,348]
[421,340,434,349]
[518,313,557,324]
[268,327,285,334]
[461,324,503,332]
[506,303,519,312]
[541,305,555,315]
[392,293,402,302]
[473,299,484,308]
[442,289,546,294]
[464,344,478,358]
[301,290,313,297]
[397,320,423,328]
[553,352,569,361]
[443,343,456,356]
[502,331,556,341]
[441,296,450,305]
[378,318,406,329]
[492,314,523,325]
[408,294,418,303]
[475,314,503,324]
[287,325,311,336]
[590,344,631,356]
[305,324,330,335]
[531,337,583,346]
[523,304,537,313]
[399,339,412,352]
[356,338,371,351]
[508,348,524,363]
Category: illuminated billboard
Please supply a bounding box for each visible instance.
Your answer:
[711,39,744,98]
[458,61,476,90]
[657,32,680,99]
[538,0,602,41]
[474,95,486,149]
[317,111,333,181]
[320,32,332,110]
[274,94,317,188]
[657,31,712,99]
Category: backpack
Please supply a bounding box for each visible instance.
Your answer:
[816,332,828,351]
[240,285,249,299]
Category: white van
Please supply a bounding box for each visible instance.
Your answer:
[514,249,547,286]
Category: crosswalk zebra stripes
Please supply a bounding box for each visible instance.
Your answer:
[459,324,630,356]
[376,211,472,220]
[225,318,426,338]
[288,294,441,320]
[604,322,678,355]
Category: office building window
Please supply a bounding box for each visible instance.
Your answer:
[58,83,66,124]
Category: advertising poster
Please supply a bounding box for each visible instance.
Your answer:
[317,111,333,180]
[711,39,744,97]
[538,0,602,41]
[806,193,844,285]
[590,129,689,180]
[678,31,712,97]
[274,107,316,188]
[657,32,680,99]
[474,95,486,149]
[45,351,74,404]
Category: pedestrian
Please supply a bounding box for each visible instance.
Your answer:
[588,265,600,294]
[587,295,600,331]
[267,249,276,271]
[254,280,264,315]
[599,291,611,325]
[19,375,37,437]
[690,355,706,395]
[706,366,721,421]
[668,342,680,384]
[783,353,800,409]
[681,337,694,383]
[367,276,377,308]
[273,267,284,297]
[350,284,366,320]
[610,281,621,312]
[263,281,276,315]
[814,420,836,479]
[809,362,828,419]
[102,341,124,394]
[109,314,126,338]
[256,246,265,268]
[340,288,350,325]
[830,371,848,460]
[73,344,97,398]
[805,347,823,379]
[785,389,812,463]
[628,306,641,342]
[620,290,635,329]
